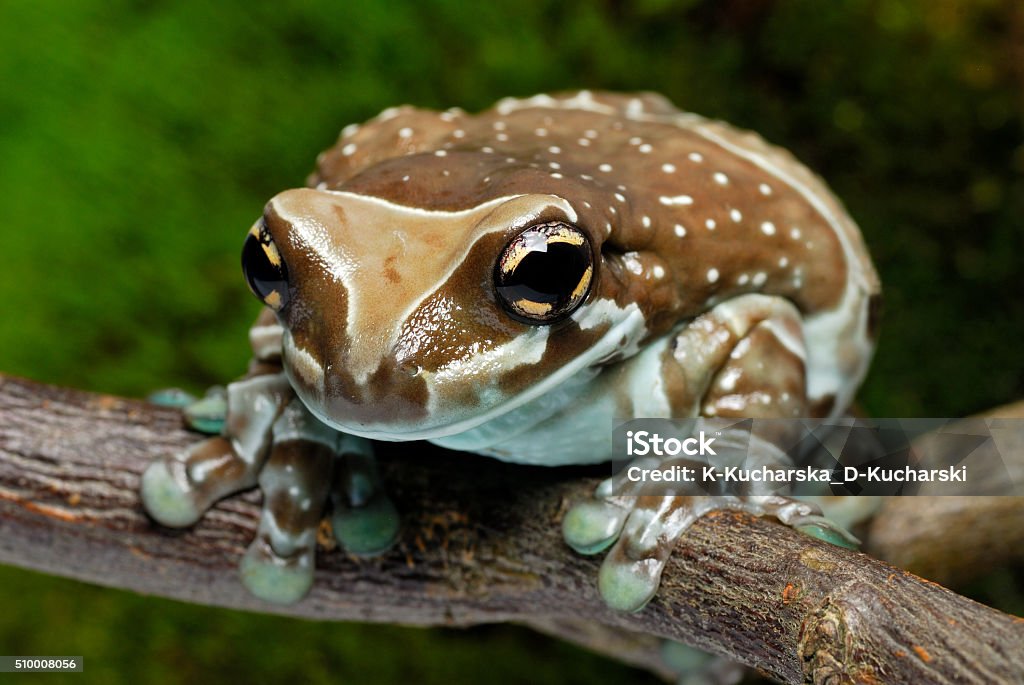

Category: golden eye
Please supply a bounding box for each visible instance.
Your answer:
[494,221,593,324]
[242,220,290,311]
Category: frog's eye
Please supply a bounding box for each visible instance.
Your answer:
[494,221,593,324]
[242,221,290,311]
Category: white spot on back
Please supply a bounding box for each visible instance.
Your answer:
[713,172,729,185]
[688,152,704,162]
[707,268,720,283]
[342,143,357,156]
[659,195,693,206]
[662,163,676,173]
[730,208,742,222]
[674,224,687,237]
[761,221,776,235]
[759,183,772,195]
[623,252,644,275]
[599,163,612,172]
[398,127,413,138]
[706,218,717,230]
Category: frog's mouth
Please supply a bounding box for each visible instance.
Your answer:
[285,302,646,444]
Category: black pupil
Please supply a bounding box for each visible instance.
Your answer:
[497,240,588,312]
[242,232,289,308]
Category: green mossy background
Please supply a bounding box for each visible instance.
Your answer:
[1,1,1021,682]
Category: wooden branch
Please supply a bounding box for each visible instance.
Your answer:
[0,374,1021,684]
[866,402,1024,586]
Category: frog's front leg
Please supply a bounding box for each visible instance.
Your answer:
[141,373,293,527]
[238,399,398,603]
[142,374,399,604]
[238,396,337,603]
[563,294,854,612]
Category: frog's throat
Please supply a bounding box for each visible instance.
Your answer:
[293,301,646,443]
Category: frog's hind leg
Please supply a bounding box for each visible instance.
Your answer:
[141,373,293,527]
[564,294,855,612]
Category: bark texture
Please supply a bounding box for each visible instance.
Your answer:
[0,374,1022,684]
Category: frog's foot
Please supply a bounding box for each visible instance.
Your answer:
[141,374,292,527]
[564,488,855,612]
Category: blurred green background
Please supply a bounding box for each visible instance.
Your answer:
[1,0,1022,682]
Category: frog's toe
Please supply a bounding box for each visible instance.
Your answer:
[147,388,198,409]
[741,495,859,549]
[562,499,629,555]
[140,457,203,527]
[182,387,228,435]
[240,536,315,604]
[329,437,399,556]
[793,515,859,549]
[141,437,248,527]
[598,553,664,613]
[148,386,228,434]
[331,491,400,556]
[594,497,700,612]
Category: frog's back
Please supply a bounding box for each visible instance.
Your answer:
[311,91,880,416]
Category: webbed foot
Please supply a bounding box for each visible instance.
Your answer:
[564,485,856,612]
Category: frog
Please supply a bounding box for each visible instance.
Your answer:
[141,90,881,610]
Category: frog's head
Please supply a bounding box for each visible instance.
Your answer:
[241,160,652,440]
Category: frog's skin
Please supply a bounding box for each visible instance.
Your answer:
[141,91,880,609]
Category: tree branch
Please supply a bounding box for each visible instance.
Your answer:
[866,402,1024,586]
[0,374,1021,684]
